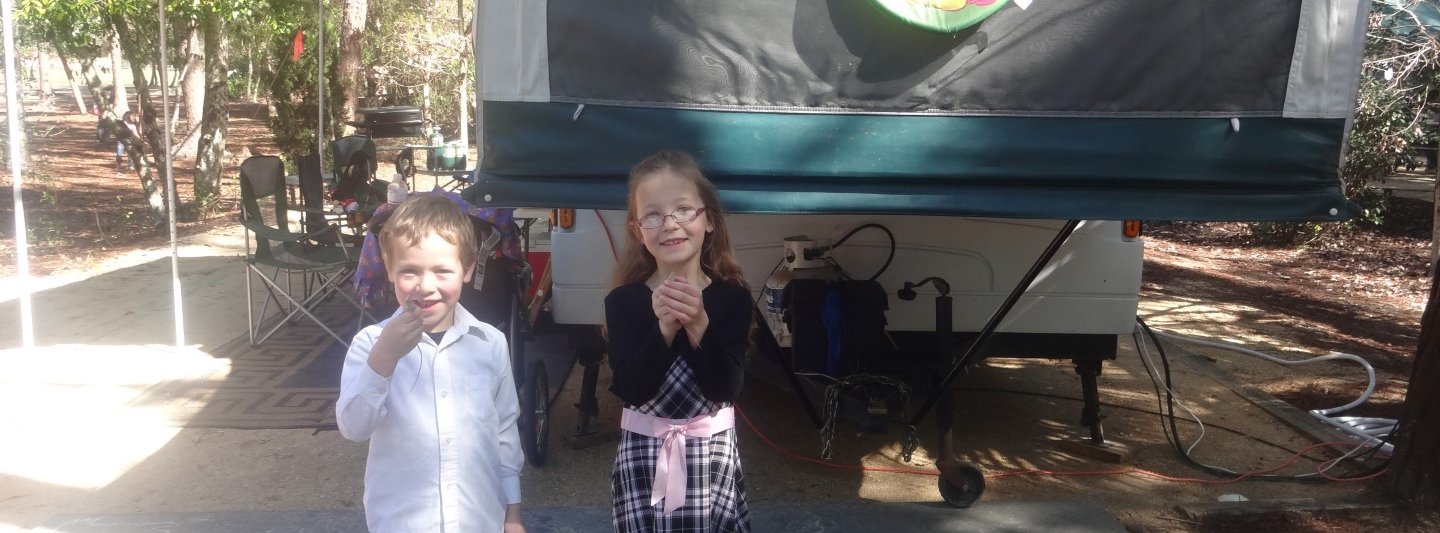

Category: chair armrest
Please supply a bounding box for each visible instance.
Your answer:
[240,218,306,242]
[288,205,335,216]
[290,205,351,225]
[300,224,354,260]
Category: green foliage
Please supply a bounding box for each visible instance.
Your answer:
[261,0,475,152]
[267,16,345,157]
[363,0,474,138]
[1350,183,1394,227]
[1246,221,1328,246]
[15,0,106,57]
[1249,7,1440,245]
[227,74,248,98]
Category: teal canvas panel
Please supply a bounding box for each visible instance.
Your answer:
[467,102,1354,221]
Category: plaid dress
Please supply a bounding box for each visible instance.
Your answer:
[612,357,751,532]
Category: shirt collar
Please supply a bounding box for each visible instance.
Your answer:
[384,304,491,349]
[448,305,491,342]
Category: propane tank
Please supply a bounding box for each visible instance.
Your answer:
[762,235,839,346]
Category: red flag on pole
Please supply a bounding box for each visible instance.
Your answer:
[293,31,304,62]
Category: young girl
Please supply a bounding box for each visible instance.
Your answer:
[606,150,753,532]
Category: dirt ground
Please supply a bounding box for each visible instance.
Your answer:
[4,100,1440,531]
[1,100,274,279]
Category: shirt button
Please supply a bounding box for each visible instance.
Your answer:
[445,437,453,445]
[440,390,448,398]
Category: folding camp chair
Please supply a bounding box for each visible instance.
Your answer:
[297,151,365,247]
[330,135,381,205]
[239,155,370,347]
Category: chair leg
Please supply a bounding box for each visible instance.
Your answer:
[247,264,373,347]
[250,265,295,345]
[247,264,302,346]
[330,267,379,339]
[255,267,287,332]
[250,271,351,346]
[246,265,256,346]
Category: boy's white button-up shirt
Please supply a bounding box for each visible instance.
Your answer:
[337,305,523,533]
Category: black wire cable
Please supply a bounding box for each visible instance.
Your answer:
[1136,318,1388,482]
[949,386,1315,457]
[827,223,896,281]
[1134,329,1180,452]
[1145,319,1190,458]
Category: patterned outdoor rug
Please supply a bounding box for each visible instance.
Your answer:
[135,294,574,430]
[137,295,365,430]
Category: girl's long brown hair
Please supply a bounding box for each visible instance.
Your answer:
[612,150,748,290]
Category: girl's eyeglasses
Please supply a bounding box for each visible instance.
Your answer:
[635,207,706,229]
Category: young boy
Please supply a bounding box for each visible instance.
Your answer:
[337,194,526,532]
[115,111,138,172]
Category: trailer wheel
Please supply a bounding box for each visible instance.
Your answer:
[520,361,550,466]
[937,461,985,508]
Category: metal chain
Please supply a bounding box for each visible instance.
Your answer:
[820,381,841,460]
[815,374,916,461]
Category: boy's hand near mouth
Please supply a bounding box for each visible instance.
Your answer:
[369,290,425,377]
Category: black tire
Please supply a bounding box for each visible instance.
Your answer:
[395,148,416,176]
[937,461,985,508]
[520,361,550,466]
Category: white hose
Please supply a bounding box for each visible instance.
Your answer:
[1146,327,1394,457]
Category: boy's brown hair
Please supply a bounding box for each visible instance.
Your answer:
[379,195,479,271]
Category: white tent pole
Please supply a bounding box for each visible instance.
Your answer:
[2,0,34,347]
[159,0,184,347]
[317,0,325,164]
[472,0,483,168]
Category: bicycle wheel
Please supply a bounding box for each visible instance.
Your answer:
[520,361,550,466]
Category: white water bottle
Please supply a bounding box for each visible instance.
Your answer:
[387,172,408,204]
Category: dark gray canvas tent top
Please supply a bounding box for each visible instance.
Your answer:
[469,0,1369,221]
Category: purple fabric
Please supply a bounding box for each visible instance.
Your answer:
[352,188,524,309]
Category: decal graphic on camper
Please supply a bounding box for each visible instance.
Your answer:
[877,0,1007,33]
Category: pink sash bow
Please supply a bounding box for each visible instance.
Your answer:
[620,406,735,515]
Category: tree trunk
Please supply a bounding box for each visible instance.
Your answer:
[2,65,27,168]
[170,26,206,158]
[1388,270,1440,510]
[1432,134,1439,271]
[36,46,55,110]
[55,50,87,114]
[109,32,129,114]
[81,58,101,101]
[80,59,110,114]
[171,124,204,158]
[338,0,368,136]
[193,10,230,211]
[245,42,255,102]
[458,75,468,150]
[112,20,168,224]
[181,26,204,128]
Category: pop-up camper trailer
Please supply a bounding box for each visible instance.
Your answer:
[466,0,1369,507]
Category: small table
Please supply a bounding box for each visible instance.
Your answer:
[283,172,335,203]
[411,167,476,192]
[283,172,335,187]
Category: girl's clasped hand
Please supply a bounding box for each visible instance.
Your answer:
[652,275,705,325]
